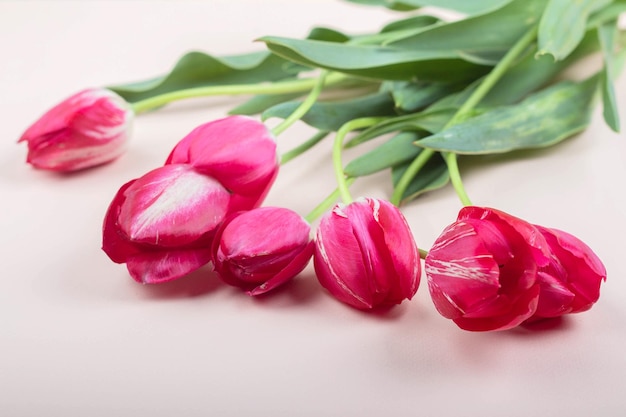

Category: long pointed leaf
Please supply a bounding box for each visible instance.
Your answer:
[416,77,600,154]
[108,51,304,103]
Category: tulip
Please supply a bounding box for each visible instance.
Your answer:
[313,198,421,310]
[529,226,606,320]
[19,88,132,171]
[102,164,230,284]
[425,206,552,331]
[166,115,279,212]
[212,207,314,295]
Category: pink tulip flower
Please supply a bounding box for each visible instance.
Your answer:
[212,207,314,295]
[529,226,606,320]
[425,207,552,331]
[19,88,132,171]
[166,115,279,212]
[102,164,230,284]
[313,198,421,310]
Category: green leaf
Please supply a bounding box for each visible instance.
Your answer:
[391,153,449,203]
[387,0,547,59]
[108,51,304,103]
[416,77,600,154]
[344,0,515,15]
[598,20,621,132]
[344,132,423,177]
[259,36,491,82]
[262,92,397,132]
[537,0,612,61]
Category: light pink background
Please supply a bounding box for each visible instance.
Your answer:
[1,1,625,416]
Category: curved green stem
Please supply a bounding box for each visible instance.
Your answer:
[392,24,539,205]
[130,71,348,114]
[304,178,356,223]
[271,71,328,136]
[444,152,472,206]
[333,117,387,204]
[419,249,429,260]
[390,148,435,206]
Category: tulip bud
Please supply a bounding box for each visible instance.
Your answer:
[425,207,551,331]
[102,164,230,284]
[313,198,421,310]
[19,88,133,171]
[166,115,279,212]
[529,226,606,320]
[212,207,314,295]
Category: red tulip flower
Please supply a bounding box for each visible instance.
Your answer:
[19,88,132,171]
[102,164,230,284]
[314,198,421,310]
[425,207,551,331]
[212,207,314,295]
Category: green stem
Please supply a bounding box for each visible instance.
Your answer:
[130,71,348,114]
[419,249,429,260]
[390,148,435,206]
[333,117,387,204]
[444,152,472,206]
[304,178,356,223]
[392,24,539,204]
[271,71,328,136]
[280,130,330,165]
[447,25,539,127]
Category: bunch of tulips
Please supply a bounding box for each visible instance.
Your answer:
[18,86,606,332]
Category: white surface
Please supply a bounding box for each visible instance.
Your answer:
[1,1,625,416]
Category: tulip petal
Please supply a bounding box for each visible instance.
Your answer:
[247,241,315,296]
[117,164,230,247]
[126,249,212,284]
[345,200,394,304]
[535,226,606,315]
[534,270,576,317]
[459,206,551,266]
[219,207,310,258]
[102,179,145,263]
[374,199,421,300]
[453,284,540,331]
[315,205,374,309]
[426,221,501,314]
[166,115,279,198]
